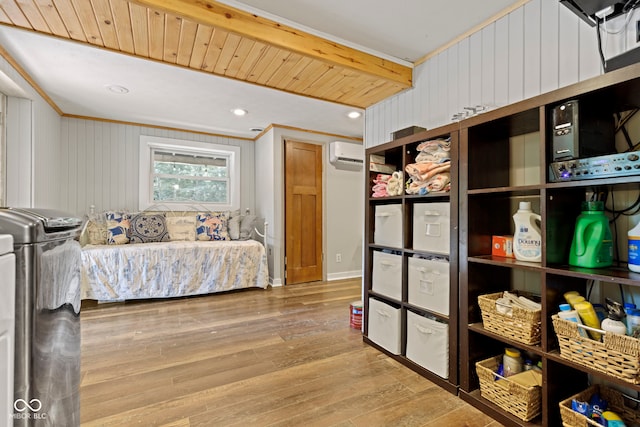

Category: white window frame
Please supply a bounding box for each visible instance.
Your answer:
[139,135,240,211]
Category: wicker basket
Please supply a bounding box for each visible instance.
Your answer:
[476,355,542,421]
[559,384,640,427]
[478,292,542,345]
[552,315,640,384]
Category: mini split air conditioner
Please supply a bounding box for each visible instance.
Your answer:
[329,141,364,168]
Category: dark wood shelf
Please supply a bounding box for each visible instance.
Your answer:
[544,264,640,286]
[468,323,544,357]
[467,184,543,195]
[459,389,542,427]
[405,303,449,323]
[468,255,544,272]
[545,350,640,392]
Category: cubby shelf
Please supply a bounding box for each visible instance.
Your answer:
[364,62,640,427]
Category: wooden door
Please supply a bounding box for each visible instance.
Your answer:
[285,140,323,284]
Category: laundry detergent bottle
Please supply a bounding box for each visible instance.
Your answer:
[569,201,613,268]
[513,202,542,262]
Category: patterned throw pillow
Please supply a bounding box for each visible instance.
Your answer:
[129,213,171,243]
[84,213,108,245]
[196,212,229,241]
[106,212,131,245]
[166,215,197,241]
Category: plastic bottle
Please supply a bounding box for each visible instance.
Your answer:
[565,293,586,308]
[569,201,613,268]
[558,303,588,338]
[627,308,640,338]
[503,347,523,377]
[513,202,542,262]
[629,222,640,273]
[593,303,607,323]
[624,302,637,329]
[602,298,627,335]
[574,301,602,341]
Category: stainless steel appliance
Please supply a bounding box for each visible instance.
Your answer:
[0,234,15,426]
[0,208,82,426]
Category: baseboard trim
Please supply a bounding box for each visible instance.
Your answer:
[327,271,362,281]
[270,278,283,287]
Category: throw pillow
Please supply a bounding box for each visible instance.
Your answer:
[129,213,171,243]
[166,215,197,241]
[85,213,108,245]
[228,215,240,240]
[239,215,257,240]
[196,212,229,241]
[106,212,131,245]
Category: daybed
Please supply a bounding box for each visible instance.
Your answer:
[79,209,269,302]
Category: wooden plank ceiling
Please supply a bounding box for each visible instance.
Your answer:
[0,0,413,109]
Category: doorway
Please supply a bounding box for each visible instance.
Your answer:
[284,140,323,284]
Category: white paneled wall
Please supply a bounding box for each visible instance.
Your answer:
[365,0,602,147]
[58,118,256,217]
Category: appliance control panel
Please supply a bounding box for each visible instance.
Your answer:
[550,152,640,182]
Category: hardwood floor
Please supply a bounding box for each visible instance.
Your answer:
[80,279,503,426]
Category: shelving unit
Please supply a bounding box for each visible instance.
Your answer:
[458,63,640,427]
[363,124,459,394]
[363,63,640,427]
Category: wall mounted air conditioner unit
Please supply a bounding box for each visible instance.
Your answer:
[329,141,364,168]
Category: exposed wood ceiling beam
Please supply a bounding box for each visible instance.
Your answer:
[130,0,413,88]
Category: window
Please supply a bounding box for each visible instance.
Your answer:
[139,135,240,211]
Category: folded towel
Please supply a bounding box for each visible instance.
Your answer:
[405,161,451,182]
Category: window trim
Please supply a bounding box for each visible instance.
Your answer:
[139,135,240,211]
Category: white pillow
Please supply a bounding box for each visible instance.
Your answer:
[166,215,196,241]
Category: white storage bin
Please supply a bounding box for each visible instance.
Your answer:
[413,202,450,254]
[372,251,402,300]
[374,204,402,248]
[407,257,449,316]
[367,298,401,355]
[406,310,449,378]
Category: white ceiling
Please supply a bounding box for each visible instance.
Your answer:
[0,0,522,139]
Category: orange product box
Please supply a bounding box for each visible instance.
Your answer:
[492,235,514,258]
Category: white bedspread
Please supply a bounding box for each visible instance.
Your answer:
[81,240,268,301]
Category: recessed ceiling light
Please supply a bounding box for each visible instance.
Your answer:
[232,108,248,116]
[347,111,362,119]
[106,85,129,94]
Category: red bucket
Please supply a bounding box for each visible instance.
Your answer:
[350,300,363,329]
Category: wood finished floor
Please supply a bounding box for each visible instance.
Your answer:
[80,279,504,427]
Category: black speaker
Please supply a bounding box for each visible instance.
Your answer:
[550,99,615,161]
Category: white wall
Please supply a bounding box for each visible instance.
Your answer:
[0,53,63,209]
[58,118,256,217]
[254,127,363,285]
[365,0,602,147]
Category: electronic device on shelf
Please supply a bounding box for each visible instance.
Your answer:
[549,151,640,182]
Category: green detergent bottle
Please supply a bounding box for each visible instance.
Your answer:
[569,201,613,268]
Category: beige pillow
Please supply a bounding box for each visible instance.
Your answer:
[86,218,108,245]
[166,215,196,241]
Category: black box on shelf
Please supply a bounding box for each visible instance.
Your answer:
[392,126,426,140]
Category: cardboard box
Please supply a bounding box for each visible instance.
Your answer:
[369,162,396,174]
[492,235,514,258]
[392,125,427,140]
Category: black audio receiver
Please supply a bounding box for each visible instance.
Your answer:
[549,151,640,182]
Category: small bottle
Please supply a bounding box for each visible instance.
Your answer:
[524,359,534,371]
[627,308,640,338]
[503,347,523,377]
[628,222,640,273]
[564,291,586,308]
[574,301,602,341]
[624,303,637,328]
[593,303,607,323]
[602,298,627,335]
[558,303,588,338]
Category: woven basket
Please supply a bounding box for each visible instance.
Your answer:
[476,355,541,421]
[478,292,541,345]
[552,315,640,384]
[559,384,640,427]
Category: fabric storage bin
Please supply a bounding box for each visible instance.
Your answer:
[367,298,401,355]
[371,251,402,300]
[478,292,542,345]
[373,204,402,248]
[405,310,449,378]
[412,202,450,254]
[407,256,449,316]
[476,355,542,421]
[552,315,640,384]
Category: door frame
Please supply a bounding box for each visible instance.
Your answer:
[282,138,326,285]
